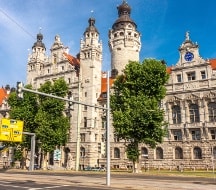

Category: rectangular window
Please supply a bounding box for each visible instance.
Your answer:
[177,74,182,82]
[84,105,87,111]
[187,72,196,81]
[68,78,71,84]
[102,118,106,129]
[114,135,120,142]
[80,133,85,142]
[54,57,57,64]
[173,130,182,141]
[201,71,206,79]
[94,117,97,128]
[84,117,87,128]
[95,134,98,142]
[101,134,105,142]
[210,130,216,140]
[102,92,107,98]
[191,130,201,140]
[85,92,87,97]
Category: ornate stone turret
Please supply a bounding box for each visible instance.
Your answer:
[109,0,141,76]
[27,31,47,86]
[32,32,46,50]
[177,31,204,66]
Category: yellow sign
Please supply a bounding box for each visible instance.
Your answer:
[0,119,24,142]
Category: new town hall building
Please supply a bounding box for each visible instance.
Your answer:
[1,1,216,170]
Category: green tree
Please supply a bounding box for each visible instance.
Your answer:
[8,78,69,169]
[8,84,38,168]
[110,59,169,172]
[35,78,69,167]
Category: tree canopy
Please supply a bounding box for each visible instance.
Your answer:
[8,78,70,154]
[35,78,69,153]
[110,59,169,165]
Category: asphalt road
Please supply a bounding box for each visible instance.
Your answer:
[0,170,216,190]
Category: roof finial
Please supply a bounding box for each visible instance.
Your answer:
[185,31,190,41]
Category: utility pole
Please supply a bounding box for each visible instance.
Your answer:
[23,132,36,171]
[106,71,110,186]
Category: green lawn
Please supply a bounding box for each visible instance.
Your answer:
[111,168,216,178]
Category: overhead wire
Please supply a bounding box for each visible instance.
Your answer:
[0,8,35,39]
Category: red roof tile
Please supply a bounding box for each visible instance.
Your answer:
[166,67,172,74]
[63,52,80,76]
[210,59,216,70]
[101,77,114,93]
[63,52,80,66]
[0,88,8,105]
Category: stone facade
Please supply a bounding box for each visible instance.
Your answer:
[24,1,216,170]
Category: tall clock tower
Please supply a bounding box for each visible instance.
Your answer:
[109,0,141,76]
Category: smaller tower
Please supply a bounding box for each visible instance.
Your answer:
[27,32,47,86]
[109,0,141,76]
[50,35,64,65]
[78,17,103,167]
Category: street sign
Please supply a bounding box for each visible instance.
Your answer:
[0,119,24,142]
[53,149,61,161]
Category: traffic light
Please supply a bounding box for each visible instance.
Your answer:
[16,82,23,98]
[68,91,74,110]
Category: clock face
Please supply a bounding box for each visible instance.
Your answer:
[184,52,194,61]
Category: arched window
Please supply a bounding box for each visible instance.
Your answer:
[193,147,202,159]
[141,147,148,158]
[175,147,183,159]
[208,102,216,122]
[80,147,85,157]
[156,147,163,159]
[114,147,120,158]
[172,105,181,124]
[189,104,200,123]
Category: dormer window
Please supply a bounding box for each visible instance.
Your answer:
[177,74,182,82]
[201,71,206,79]
[102,92,107,98]
[187,72,196,81]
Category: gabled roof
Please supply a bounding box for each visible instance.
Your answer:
[63,52,80,76]
[63,52,80,66]
[0,88,8,105]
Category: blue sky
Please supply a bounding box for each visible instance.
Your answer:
[1,0,216,87]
